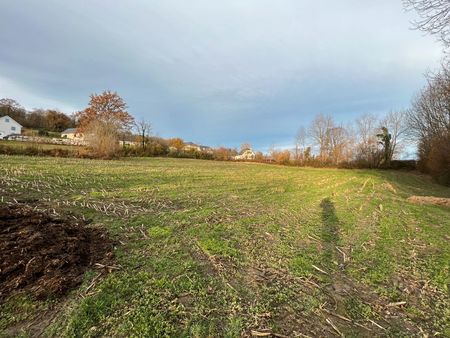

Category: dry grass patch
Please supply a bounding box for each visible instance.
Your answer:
[407,195,450,207]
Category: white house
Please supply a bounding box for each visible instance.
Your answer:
[61,128,84,140]
[119,140,138,147]
[234,149,256,160]
[0,115,22,139]
[183,142,214,153]
[183,142,201,152]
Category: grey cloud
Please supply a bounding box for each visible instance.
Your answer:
[0,0,443,149]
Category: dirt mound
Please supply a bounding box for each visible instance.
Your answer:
[407,195,450,208]
[0,204,114,301]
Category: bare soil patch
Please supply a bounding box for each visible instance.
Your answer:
[407,195,450,208]
[0,203,114,301]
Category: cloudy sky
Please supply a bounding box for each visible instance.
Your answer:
[0,1,443,150]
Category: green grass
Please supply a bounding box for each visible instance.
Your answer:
[0,140,81,150]
[0,156,449,337]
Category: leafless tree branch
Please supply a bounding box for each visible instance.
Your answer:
[404,0,450,46]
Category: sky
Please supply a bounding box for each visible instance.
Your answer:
[0,0,444,151]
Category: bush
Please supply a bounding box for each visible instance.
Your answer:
[84,120,120,159]
[212,147,236,161]
[408,65,450,185]
[389,160,417,171]
[0,144,77,158]
[270,150,291,165]
[37,129,49,137]
[420,133,450,185]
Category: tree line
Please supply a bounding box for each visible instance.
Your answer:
[1,0,448,184]
[404,0,450,184]
[1,81,447,185]
[250,1,449,183]
[0,98,75,133]
[0,91,238,159]
[0,91,240,161]
[281,110,408,169]
[407,65,450,184]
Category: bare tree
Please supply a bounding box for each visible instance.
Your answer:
[0,98,27,125]
[356,113,377,146]
[0,98,23,114]
[407,65,450,183]
[380,110,408,160]
[404,0,450,46]
[326,126,349,164]
[355,113,380,167]
[26,109,47,130]
[309,113,334,161]
[294,126,307,161]
[240,143,252,154]
[408,66,450,140]
[308,114,357,165]
[135,119,152,149]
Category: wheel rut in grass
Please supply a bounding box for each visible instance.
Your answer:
[317,198,420,337]
[185,197,443,337]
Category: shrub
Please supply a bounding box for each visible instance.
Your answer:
[213,147,236,161]
[420,133,450,185]
[271,149,291,165]
[0,144,78,158]
[84,120,120,159]
[37,129,49,137]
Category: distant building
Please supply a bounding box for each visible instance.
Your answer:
[234,149,256,160]
[0,115,22,139]
[61,128,84,140]
[199,145,213,153]
[183,142,213,153]
[183,142,201,152]
[119,140,138,147]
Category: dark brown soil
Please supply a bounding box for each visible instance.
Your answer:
[0,204,114,301]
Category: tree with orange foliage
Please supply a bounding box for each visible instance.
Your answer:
[168,138,185,152]
[75,91,134,132]
[213,147,236,161]
[270,149,291,165]
[75,91,134,158]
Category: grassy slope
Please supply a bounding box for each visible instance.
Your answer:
[0,156,449,337]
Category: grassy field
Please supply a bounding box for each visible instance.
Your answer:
[0,140,82,150]
[0,156,449,337]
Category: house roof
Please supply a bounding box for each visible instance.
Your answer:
[0,115,22,127]
[184,142,212,150]
[62,128,77,134]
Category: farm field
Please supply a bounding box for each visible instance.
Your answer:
[0,140,83,151]
[0,156,449,337]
